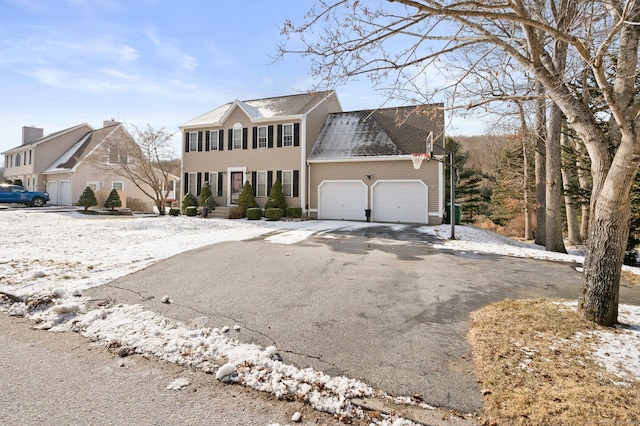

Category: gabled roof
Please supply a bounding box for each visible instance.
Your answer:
[180,90,336,128]
[2,123,92,154]
[308,104,445,161]
[43,123,120,173]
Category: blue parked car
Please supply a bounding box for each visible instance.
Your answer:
[0,184,50,207]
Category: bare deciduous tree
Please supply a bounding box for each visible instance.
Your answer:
[94,124,178,215]
[279,0,640,326]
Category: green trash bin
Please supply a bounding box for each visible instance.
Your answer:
[445,203,461,224]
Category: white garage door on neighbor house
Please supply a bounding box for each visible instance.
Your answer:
[372,180,428,224]
[318,180,368,221]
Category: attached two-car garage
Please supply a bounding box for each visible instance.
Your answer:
[318,179,429,224]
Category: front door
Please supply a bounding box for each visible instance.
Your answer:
[230,172,243,204]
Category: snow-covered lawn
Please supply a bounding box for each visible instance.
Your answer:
[1,210,639,424]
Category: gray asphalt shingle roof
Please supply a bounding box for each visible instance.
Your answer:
[181,91,336,127]
[308,104,444,160]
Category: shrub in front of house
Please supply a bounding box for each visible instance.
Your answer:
[246,207,262,220]
[185,206,197,216]
[77,186,97,211]
[237,181,258,217]
[228,206,243,219]
[127,197,152,213]
[168,208,180,216]
[104,189,122,211]
[265,178,287,215]
[286,207,303,218]
[181,192,199,213]
[200,181,217,209]
[265,208,283,221]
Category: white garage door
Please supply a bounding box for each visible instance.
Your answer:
[59,181,71,206]
[46,181,58,205]
[318,180,368,221]
[372,180,428,224]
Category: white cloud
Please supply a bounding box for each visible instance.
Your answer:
[145,29,197,70]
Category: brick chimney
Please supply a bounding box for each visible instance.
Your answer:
[103,118,120,128]
[22,126,44,145]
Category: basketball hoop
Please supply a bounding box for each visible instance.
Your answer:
[411,153,431,169]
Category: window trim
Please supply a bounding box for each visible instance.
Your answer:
[188,172,197,195]
[256,170,268,197]
[282,170,293,197]
[189,132,198,152]
[209,130,219,151]
[232,124,243,150]
[257,126,268,149]
[283,124,294,147]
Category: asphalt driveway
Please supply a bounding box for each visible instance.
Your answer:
[86,224,640,414]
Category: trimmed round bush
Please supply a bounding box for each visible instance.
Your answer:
[265,208,283,221]
[168,208,180,216]
[246,207,262,220]
[286,207,303,218]
[185,206,198,217]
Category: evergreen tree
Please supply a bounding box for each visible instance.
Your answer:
[200,182,216,209]
[625,173,640,265]
[456,169,489,221]
[77,186,98,211]
[265,178,287,214]
[104,189,122,211]
[181,192,198,213]
[237,181,258,216]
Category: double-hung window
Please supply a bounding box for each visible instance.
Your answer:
[112,181,124,191]
[256,171,268,197]
[209,130,219,151]
[189,132,198,152]
[188,172,197,195]
[257,126,268,149]
[233,128,242,150]
[282,170,293,197]
[282,124,294,147]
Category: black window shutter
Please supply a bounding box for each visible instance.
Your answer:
[277,170,282,184]
[196,172,202,196]
[242,128,248,150]
[268,125,274,148]
[293,123,300,147]
[204,172,209,185]
[183,173,189,195]
[277,124,283,147]
[184,133,189,152]
[293,170,299,197]
[228,129,233,150]
[251,171,257,197]
[219,129,224,151]
[252,127,258,149]
[267,171,273,196]
[217,173,223,196]
[198,131,203,152]
[205,131,210,151]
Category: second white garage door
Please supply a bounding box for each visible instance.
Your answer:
[318,180,368,221]
[372,180,428,224]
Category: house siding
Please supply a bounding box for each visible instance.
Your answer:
[309,158,443,223]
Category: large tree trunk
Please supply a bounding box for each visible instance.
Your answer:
[560,128,582,245]
[534,81,546,246]
[545,101,568,253]
[580,145,637,325]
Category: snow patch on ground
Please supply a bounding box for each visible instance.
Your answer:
[1,212,639,423]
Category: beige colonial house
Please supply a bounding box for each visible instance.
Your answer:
[180,91,445,224]
[2,120,178,210]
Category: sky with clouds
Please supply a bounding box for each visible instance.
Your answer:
[0,0,487,155]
